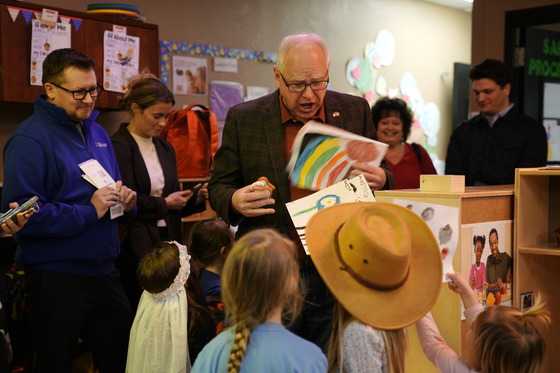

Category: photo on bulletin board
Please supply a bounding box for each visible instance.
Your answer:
[541,78,560,164]
[520,292,534,312]
[172,56,208,96]
[461,220,513,308]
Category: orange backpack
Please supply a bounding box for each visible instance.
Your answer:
[160,103,220,178]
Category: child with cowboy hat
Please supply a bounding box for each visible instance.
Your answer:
[306,202,443,373]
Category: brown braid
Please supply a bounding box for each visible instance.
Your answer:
[227,323,252,373]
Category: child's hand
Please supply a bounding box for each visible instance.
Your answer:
[447,271,479,309]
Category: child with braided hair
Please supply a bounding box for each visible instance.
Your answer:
[416,271,550,373]
[126,241,191,373]
[191,229,327,373]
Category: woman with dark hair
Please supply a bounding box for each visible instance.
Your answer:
[111,73,207,312]
[372,97,436,189]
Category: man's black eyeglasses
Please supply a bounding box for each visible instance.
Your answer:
[278,70,329,93]
[49,82,102,100]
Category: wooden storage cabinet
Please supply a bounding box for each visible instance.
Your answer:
[0,0,158,109]
[375,185,514,373]
[0,2,85,103]
[513,168,560,372]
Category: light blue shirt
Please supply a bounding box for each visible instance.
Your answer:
[484,103,514,127]
[192,322,327,373]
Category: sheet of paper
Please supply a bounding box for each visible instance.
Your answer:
[286,121,388,191]
[286,174,375,254]
[392,198,460,282]
[79,159,116,189]
[79,159,122,219]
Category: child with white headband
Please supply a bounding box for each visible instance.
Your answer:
[126,241,191,373]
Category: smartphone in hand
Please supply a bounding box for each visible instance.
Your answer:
[190,183,202,200]
[0,195,39,225]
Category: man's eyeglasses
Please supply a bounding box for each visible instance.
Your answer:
[49,82,102,100]
[278,70,329,93]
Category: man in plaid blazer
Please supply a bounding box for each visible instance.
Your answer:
[209,33,393,350]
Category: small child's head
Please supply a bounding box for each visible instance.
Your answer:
[306,202,442,373]
[223,229,302,373]
[137,241,190,299]
[306,202,442,329]
[188,218,234,270]
[129,241,191,371]
[467,297,550,373]
[473,235,485,264]
[223,228,301,326]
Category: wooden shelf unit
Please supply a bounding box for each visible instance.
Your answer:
[513,168,560,372]
[375,185,515,373]
[0,0,159,109]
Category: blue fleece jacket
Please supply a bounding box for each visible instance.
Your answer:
[1,95,136,276]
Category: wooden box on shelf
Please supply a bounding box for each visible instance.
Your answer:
[513,167,560,373]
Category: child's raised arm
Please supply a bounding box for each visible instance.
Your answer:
[446,272,478,310]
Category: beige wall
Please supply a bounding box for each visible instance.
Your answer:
[471,0,560,65]
[0,0,472,180]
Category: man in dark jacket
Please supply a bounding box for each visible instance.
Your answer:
[445,58,547,185]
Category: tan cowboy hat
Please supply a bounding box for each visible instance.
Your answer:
[306,202,442,330]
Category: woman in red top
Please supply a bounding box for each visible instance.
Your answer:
[372,97,436,189]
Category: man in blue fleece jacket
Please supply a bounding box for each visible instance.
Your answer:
[1,48,137,373]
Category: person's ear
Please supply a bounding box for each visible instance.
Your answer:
[503,83,511,98]
[273,65,282,89]
[131,103,141,115]
[220,246,227,258]
[44,83,56,100]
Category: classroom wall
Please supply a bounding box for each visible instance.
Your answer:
[471,0,560,65]
[0,0,472,181]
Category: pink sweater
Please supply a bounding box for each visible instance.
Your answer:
[415,304,484,373]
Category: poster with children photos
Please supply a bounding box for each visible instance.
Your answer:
[172,56,207,95]
[102,31,139,93]
[30,19,72,86]
[461,221,513,308]
[392,199,459,283]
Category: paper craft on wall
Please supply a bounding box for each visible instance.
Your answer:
[30,19,71,86]
[102,31,139,93]
[286,121,388,191]
[392,198,460,282]
[172,56,207,95]
[210,81,244,120]
[286,174,375,254]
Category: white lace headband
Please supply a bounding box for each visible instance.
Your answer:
[151,241,191,301]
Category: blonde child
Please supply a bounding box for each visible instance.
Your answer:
[126,241,191,373]
[306,202,443,373]
[416,271,550,373]
[192,229,327,372]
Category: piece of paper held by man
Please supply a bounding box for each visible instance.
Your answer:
[286,120,388,191]
[79,159,123,219]
[286,174,375,254]
[392,198,460,282]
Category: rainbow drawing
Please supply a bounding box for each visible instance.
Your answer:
[291,134,352,190]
